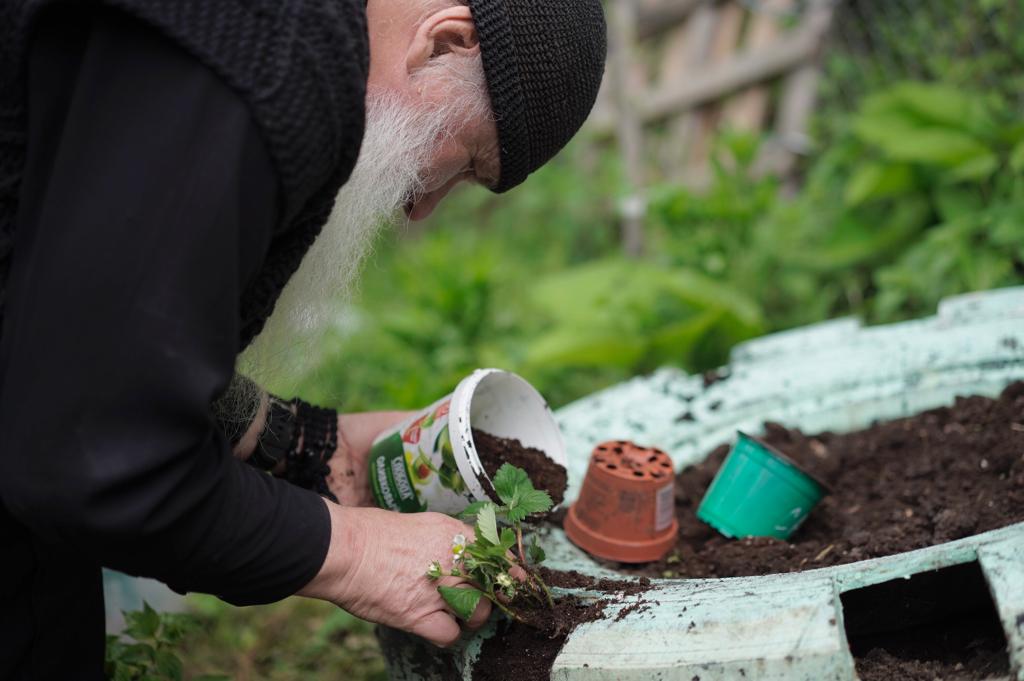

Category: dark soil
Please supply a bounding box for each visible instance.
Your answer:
[842,562,1010,681]
[539,567,651,596]
[856,646,1009,681]
[472,568,651,681]
[608,381,1024,579]
[852,613,1010,681]
[469,384,1023,681]
[473,429,568,507]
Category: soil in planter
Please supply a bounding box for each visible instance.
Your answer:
[473,429,568,507]
[856,643,1009,681]
[852,605,1010,681]
[469,384,1022,680]
[472,570,651,681]
[842,562,1010,681]
[601,381,1024,579]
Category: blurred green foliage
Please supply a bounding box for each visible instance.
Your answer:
[301,78,1024,413]
[299,138,769,411]
[818,0,1024,140]
[649,80,1024,331]
[175,596,385,681]
[106,603,227,681]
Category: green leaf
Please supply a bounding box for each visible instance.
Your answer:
[491,464,529,507]
[492,464,553,522]
[1011,140,1024,173]
[456,501,491,521]
[992,208,1024,248]
[528,536,546,564]
[506,489,553,523]
[935,190,984,223]
[124,602,161,641]
[525,330,645,369]
[647,309,724,365]
[529,258,762,332]
[157,613,199,646]
[438,585,484,621]
[844,163,915,206]
[499,527,516,552]
[480,542,512,562]
[782,199,930,271]
[890,82,996,134]
[476,504,500,545]
[119,642,156,666]
[942,153,999,184]
[857,125,992,166]
[191,676,232,681]
[153,649,183,681]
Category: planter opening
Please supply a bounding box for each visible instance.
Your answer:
[840,561,1010,681]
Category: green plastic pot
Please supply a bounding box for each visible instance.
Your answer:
[696,432,826,540]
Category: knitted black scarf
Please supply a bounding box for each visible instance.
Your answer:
[0,0,369,350]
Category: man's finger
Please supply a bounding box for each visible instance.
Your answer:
[465,588,492,630]
[413,610,462,648]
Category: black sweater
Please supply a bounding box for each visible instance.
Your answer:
[0,9,359,679]
[1,0,370,348]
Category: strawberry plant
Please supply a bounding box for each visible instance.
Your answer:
[426,464,554,622]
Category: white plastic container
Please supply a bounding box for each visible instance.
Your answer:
[368,369,568,515]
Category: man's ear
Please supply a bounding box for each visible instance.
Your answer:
[406,5,480,73]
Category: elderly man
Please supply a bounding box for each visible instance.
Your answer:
[0,0,605,677]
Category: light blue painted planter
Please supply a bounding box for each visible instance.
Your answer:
[379,287,1024,680]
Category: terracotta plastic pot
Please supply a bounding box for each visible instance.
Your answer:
[565,441,678,563]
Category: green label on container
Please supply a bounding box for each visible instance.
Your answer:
[369,432,425,513]
[368,397,480,515]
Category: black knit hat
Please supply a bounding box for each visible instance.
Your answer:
[468,0,607,193]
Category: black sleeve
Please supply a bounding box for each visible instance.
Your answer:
[0,7,331,605]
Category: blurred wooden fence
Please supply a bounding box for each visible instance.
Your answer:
[592,0,837,254]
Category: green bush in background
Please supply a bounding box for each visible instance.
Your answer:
[650,81,1024,332]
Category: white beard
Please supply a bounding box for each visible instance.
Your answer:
[240,90,459,384]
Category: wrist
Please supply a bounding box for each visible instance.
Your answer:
[299,501,360,602]
[326,413,375,507]
[327,411,413,507]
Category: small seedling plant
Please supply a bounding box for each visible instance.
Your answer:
[105,602,228,681]
[427,464,554,623]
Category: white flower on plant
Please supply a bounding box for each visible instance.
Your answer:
[495,572,514,589]
[451,534,467,561]
[426,561,443,579]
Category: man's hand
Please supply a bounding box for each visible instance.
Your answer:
[298,503,491,647]
[230,400,411,506]
[328,411,413,506]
